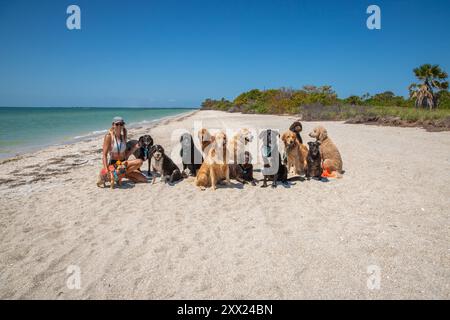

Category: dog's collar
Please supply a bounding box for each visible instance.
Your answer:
[239,164,249,174]
[113,170,119,182]
[262,146,272,158]
[143,148,148,160]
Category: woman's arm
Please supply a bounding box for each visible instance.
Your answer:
[125,141,140,159]
[102,134,111,169]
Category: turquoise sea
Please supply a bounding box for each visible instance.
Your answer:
[0,107,195,159]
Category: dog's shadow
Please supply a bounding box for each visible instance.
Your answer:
[116,181,136,189]
[303,177,330,183]
[287,176,307,182]
[217,181,244,189]
[166,179,184,187]
[305,177,329,183]
[258,181,295,189]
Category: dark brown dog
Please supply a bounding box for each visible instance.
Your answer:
[306,141,323,180]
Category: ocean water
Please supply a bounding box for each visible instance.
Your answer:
[0,107,195,158]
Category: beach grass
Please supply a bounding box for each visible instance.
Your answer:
[299,104,450,127]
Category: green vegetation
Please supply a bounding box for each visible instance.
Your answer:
[408,64,449,109]
[200,86,423,114]
[200,64,450,129]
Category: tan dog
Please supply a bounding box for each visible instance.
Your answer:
[195,131,230,190]
[229,128,254,164]
[309,126,343,175]
[281,131,308,175]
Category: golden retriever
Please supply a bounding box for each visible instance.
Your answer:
[195,131,230,190]
[309,126,343,175]
[281,131,308,175]
[229,128,254,164]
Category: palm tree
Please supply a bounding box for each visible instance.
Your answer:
[409,83,435,109]
[409,64,448,109]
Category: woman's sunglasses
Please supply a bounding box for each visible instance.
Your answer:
[114,122,125,126]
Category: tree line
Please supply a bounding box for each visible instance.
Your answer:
[201,64,450,114]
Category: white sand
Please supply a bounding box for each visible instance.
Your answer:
[0,110,449,299]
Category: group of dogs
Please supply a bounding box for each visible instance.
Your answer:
[98,121,344,190]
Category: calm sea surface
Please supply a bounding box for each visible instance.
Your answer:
[0,107,195,158]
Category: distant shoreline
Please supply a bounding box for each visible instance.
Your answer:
[0,108,197,160]
[0,106,200,109]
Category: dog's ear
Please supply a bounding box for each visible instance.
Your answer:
[197,130,202,142]
[149,145,157,155]
[309,127,319,139]
[316,141,321,145]
[245,151,253,162]
[319,128,328,141]
[138,136,145,144]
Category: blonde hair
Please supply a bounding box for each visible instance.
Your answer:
[109,124,127,143]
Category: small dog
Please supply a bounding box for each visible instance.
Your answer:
[259,129,288,188]
[229,151,257,185]
[306,141,323,180]
[289,120,303,144]
[309,126,343,175]
[126,135,154,174]
[150,145,182,184]
[180,133,202,177]
[281,130,308,176]
[195,131,230,190]
[96,161,128,189]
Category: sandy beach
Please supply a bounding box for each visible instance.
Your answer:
[0,110,449,299]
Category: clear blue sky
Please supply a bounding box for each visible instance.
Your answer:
[0,0,449,107]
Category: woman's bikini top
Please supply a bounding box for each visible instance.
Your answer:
[110,134,126,159]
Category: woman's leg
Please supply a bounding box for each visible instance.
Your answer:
[126,159,143,172]
[127,171,148,183]
[125,159,147,183]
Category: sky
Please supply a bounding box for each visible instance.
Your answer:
[0,0,449,107]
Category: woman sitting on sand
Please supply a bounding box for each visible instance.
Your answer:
[102,116,147,183]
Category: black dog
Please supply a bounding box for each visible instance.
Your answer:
[289,121,303,144]
[150,144,182,184]
[126,135,154,174]
[229,151,257,186]
[306,141,323,180]
[179,133,202,177]
[259,129,288,188]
